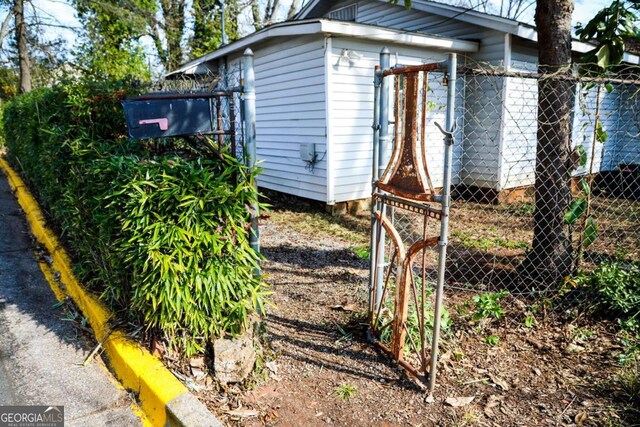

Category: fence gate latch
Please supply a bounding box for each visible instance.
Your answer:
[434,122,456,146]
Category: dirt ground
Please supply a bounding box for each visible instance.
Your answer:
[195,196,639,427]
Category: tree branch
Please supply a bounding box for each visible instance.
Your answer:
[0,10,14,46]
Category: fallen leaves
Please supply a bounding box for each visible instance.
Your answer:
[445,396,475,407]
[483,394,504,418]
[575,411,588,426]
[488,374,509,391]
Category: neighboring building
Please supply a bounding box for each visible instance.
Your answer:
[171,0,640,205]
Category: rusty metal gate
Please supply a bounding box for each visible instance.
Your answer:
[368,52,457,394]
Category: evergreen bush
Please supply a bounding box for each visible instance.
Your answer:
[2,79,267,356]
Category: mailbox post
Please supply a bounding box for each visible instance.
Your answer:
[243,49,260,279]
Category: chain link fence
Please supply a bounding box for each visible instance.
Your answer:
[383,60,640,318]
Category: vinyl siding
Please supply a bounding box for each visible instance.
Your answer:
[614,84,640,168]
[500,74,537,189]
[459,74,504,189]
[251,35,329,202]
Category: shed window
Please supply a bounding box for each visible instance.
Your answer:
[329,4,357,21]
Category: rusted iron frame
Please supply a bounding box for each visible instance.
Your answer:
[383,62,442,77]
[420,214,429,371]
[391,250,409,360]
[421,72,436,196]
[394,235,440,365]
[407,258,427,372]
[371,338,425,382]
[376,71,436,201]
[374,193,442,219]
[370,197,441,385]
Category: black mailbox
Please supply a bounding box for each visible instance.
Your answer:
[123,93,219,140]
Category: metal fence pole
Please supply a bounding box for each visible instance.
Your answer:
[428,53,457,394]
[375,48,391,312]
[242,48,260,277]
[369,65,381,317]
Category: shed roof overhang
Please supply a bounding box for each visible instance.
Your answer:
[167,18,479,76]
[297,0,640,65]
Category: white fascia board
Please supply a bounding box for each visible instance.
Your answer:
[320,20,478,52]
[515,25,537,41]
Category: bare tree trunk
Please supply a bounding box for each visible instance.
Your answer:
[160,0,186,71]
[251,0,262,31]
[287,0,301,20]
[14,0,31,93]
[0,11,14,46]
[521,0,574,288]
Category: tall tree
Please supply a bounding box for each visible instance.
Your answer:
[156,0,186,71]
[189,0,238,60]
[521,0,575,286]
[251,0,280,31]
[13,0,30,92]
[74,0,152,80]
[0,7,13,48]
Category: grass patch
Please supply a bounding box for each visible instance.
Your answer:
[334,383,357,400]
[265,194,369,245]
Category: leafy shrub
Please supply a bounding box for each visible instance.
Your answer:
[2,79,267,356]
[472,290,509,322]
[573,260,640,332]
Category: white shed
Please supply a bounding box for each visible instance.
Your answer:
[170,18,477,205]
[173,0,640,204]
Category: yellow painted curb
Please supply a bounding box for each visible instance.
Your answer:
[0,157,187,427]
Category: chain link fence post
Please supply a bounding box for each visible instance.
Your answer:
[428,53,457,393]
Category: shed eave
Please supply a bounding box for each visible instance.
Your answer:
[168,19,478,76]
[320,20,478,52]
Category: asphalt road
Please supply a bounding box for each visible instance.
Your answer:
[0,171,141,426]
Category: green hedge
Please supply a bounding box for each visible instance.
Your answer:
[2,80,267,356]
